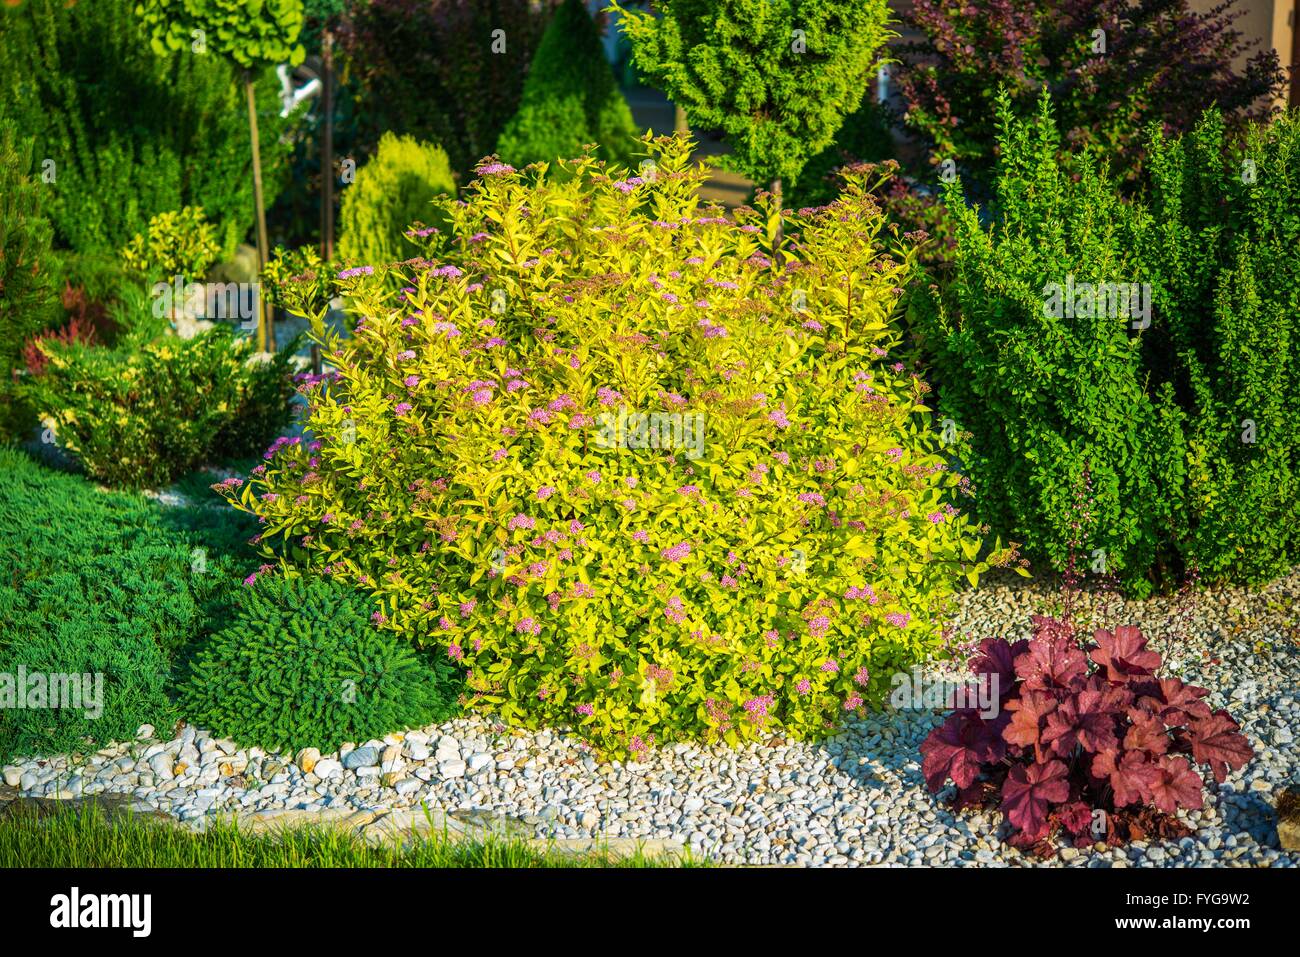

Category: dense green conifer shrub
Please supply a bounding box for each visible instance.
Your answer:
[0,448,256,761]
[496,0,638,169]
[0,0,293,259]
[926,93,1300,593]
[179,576,458,753]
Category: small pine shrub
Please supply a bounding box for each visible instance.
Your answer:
[23,325,297,489]
[0,120,60,440]
[217,134,1017,757]
[495,0,638,169]
[121,206,221,285]
[178,576,458,753]
[337,132,457,266]
[923,92,1187,595]
[921,616,1252,853]
[0,447,258,762]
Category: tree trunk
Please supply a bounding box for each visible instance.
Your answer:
[245,71,274,352]
[316,29,335,376]
[321,30,335,263]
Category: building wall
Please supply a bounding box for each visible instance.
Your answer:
[1187,0,1297,108]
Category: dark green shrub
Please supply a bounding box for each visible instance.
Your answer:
[179,576,458,753]
[496,0,637,169]
[1145,111,1300,582]
[928,93,1300,593]
[340,0,559,176]
[0,447,256,762]
[0,120,60,441]
[22,325,297,489]
[337,132,457,266]
[923,93,1186,595]
[0,563,178,763]
[0,0,294,259]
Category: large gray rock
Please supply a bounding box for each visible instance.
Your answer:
[342,746,380,770]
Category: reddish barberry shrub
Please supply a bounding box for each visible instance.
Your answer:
[895,0,1285,189]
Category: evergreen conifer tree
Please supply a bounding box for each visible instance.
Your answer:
[496,0,638,169]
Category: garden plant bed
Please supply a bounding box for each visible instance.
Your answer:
[6,574,1295,868]
[3,0,1300,905]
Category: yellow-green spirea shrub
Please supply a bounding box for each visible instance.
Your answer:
[218,135,1018,757]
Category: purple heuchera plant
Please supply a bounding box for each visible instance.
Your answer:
[921,616,1253,850]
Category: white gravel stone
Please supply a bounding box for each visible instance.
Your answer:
[439,759,468,779]
[7,570,1297,869]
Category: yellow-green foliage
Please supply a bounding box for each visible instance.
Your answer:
[219,135,1016,757]
[337,132,457,267]
[121,206,221,285]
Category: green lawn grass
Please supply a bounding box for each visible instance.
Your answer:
[0,803,696,868]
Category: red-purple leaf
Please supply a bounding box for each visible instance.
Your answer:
[970,637,1027,698]
[1189,711,1253,784]
[1042,688,1119,757]
[1093,750,1161,808]
[1149,756,1205,813]
[1089,625,1161,683]
[920,711,1001,791]
[1001,759,1070,841]
[1139,677,1213,728]
[1123,712,1170,756]
[1057,800,1093,837]
[1015,631,1088,693]
[1002,689,1057,755]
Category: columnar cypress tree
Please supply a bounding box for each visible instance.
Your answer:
[612,0,893,204]
[496,0,638,169]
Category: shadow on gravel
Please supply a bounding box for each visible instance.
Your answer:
[1218,791,1284,847]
